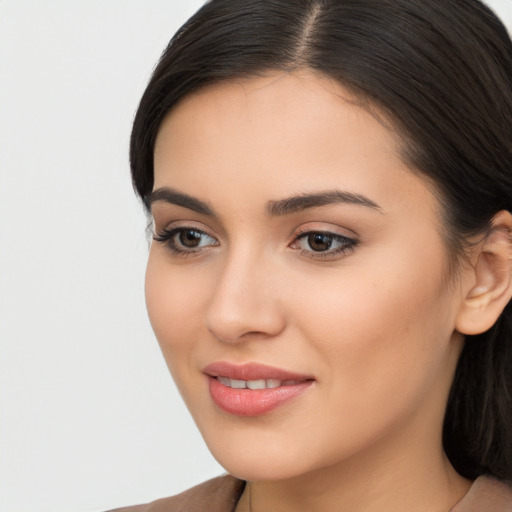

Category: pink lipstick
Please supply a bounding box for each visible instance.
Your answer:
[203,362,314,417]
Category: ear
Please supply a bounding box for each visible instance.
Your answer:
[455,210,512,335]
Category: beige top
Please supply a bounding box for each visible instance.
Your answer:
[107,474,512,512]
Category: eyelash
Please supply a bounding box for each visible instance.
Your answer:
[292,231,358,259]
[153,227,218,257]
[153,226,358,259]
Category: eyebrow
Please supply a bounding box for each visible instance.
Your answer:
[145,187,215,216]
[266,190,382,216]
[145,187,381,217]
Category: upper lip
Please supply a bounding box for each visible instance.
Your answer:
[203,362,314,381]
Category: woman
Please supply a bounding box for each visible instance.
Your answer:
[111,0,512,510]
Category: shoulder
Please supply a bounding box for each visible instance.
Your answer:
[105,475,245,512]
[451,476,512,512]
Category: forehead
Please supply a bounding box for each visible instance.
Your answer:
[155,71,398,150]
[153,71,439,225]
[156,73,397,174]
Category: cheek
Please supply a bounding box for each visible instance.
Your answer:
[288,246,455,404]
[144,251,207,372]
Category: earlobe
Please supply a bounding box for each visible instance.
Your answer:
[456,210,512,335]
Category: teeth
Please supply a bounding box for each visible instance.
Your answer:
[216,377,302,389]
[282,380,299,386]
[230,379,247,389]
[247,379,266,390]
[217,376,231,387]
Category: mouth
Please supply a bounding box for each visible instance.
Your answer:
[203,362,315,417]
[215,377,304,389]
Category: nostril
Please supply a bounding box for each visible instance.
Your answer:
[205,302,286,344]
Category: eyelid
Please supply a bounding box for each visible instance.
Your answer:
[293,222,358,239]
[153,217,210,231]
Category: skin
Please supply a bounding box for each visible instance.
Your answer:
[146,71,476,512]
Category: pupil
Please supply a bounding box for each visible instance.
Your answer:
[179,230,202,248]
[308,233,332,251]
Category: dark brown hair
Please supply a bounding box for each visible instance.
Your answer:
[130,0,512,480]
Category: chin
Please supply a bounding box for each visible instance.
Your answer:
[213,451,311,482]
[199,425,324,482]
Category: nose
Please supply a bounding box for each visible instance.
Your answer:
[205,249,286,344]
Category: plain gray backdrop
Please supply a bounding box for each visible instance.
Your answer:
[1,1,511,511]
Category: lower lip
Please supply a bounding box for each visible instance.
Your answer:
[208,377,313,417]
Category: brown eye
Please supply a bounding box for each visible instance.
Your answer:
[291,230,358,259]
[178,229,204,248]
[307,233,334,252]
[153,227,218,255]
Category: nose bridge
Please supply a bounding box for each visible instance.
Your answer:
[205,242,284,343]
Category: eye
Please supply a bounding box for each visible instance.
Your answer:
[291,230,357,258]
[153,227,218,255]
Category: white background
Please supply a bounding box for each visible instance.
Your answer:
[1,1,511,511]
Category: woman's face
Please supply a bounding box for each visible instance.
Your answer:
[146,72,466,481]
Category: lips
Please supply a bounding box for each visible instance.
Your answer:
[203,362,314,417]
